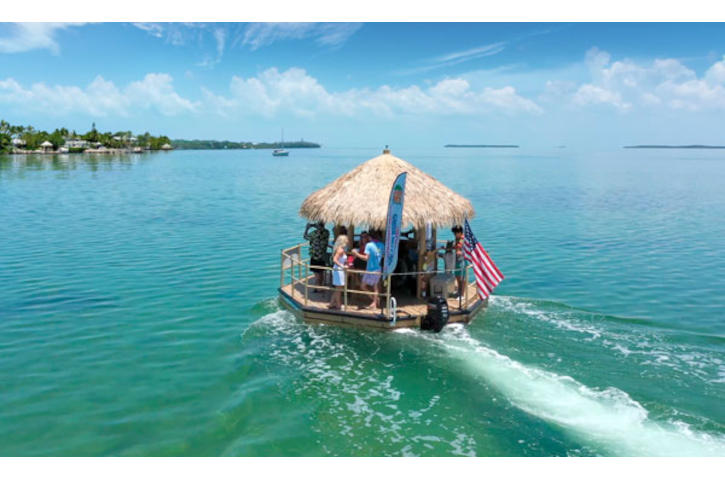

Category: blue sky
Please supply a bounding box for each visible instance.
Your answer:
[2,22,725,147]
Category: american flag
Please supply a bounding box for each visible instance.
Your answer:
[463,219,504,300]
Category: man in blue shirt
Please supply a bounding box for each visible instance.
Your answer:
[352,230,384,309]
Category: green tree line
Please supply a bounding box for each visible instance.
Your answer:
[0,120,171,153]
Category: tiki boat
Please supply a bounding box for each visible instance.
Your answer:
[278,149,487,331]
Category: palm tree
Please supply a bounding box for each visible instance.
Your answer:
[0,120,11,153]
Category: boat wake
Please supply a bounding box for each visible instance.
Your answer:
[491,296,725,381]
[242,297,725,456]
[401,320,725,456]
[242,305,479,456]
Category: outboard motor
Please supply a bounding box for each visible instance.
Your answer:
[421,296,449,333]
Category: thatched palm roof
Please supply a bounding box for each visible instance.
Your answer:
[299,151,474,230]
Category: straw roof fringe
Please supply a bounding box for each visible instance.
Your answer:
[299,153,475,230]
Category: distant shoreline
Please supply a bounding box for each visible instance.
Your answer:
[624,145,725,149]
[7,148,164,155]
[444,144,519,148]
[172,139,321,150]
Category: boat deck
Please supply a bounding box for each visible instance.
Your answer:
[279,278,485,329]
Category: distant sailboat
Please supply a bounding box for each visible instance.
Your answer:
[272,129,289,157]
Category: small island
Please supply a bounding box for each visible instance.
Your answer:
[445,144,519,148]
[624,145,725,149]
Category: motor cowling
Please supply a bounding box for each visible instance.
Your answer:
[421,296,449,333]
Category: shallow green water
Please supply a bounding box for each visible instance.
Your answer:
[1,148,724,456]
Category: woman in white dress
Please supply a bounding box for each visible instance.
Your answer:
[328,239,348,310]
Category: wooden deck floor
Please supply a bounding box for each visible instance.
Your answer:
[280,277,480,319]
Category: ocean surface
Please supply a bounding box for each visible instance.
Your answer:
[1,148,724,456]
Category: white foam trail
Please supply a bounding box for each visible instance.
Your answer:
[249,309,725,456]
[492,296,725,386]
[431,325,725,457]
[241,308,299,339]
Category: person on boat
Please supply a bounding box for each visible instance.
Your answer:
[352,230,384,309]
[328,235,349,310]
[452,225,466,297]
[304,221,330,293]
[332,226,349,259]
[420,250,437,298]
[353,231,369,271]
[349,231,368,292]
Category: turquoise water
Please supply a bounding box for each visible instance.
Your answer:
[1,148,724,456]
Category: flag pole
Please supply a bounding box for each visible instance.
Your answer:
[459,218,465,311]
[463,217,469,309]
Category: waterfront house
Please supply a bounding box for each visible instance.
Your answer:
[65,139,89,149]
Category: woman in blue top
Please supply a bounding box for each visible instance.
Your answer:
[352,230,383,310]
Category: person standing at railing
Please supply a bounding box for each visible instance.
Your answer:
[328,238,349,310]
[354,231,369,271]
[451,225,466,298]
[352,230,384,310]
[332,226,349,262]
[304,221,330,293]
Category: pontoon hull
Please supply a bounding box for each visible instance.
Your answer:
[278,287,487,330]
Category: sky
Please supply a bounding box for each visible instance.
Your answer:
[1,22,725,148]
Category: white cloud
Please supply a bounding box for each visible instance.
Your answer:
[213,28,226,58]
[134,23,228,68]
[133,22,205,46]
[0,23,87,54]
[132,23,359,68]
[126,74,198,115]
[584,47,611,74]
[204,68,359,118]
[573,84,631,111]
[241,23,362,50]
[540,80,577,102]
[396,42,507,75]
[560,48,725,113]
[396,28,564,76]
[204,67,542,118]
[655,79,725,111]
[312,23,363,48]
[705,56,725,85]
[132,22,164,39]
[0,74,197,117]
